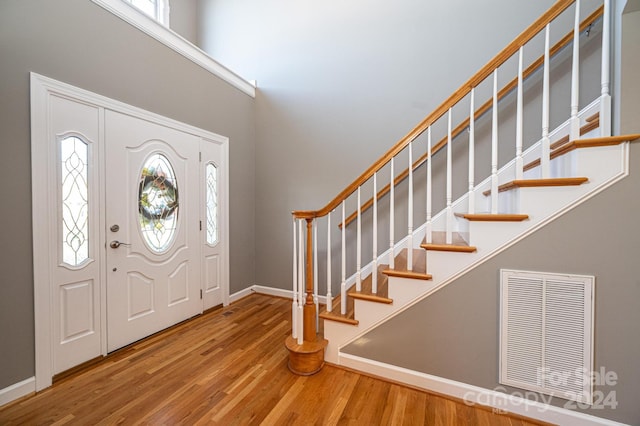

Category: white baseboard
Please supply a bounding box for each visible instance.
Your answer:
[229,285,328,305]
[252,285,293,299]
[0,377,35,408]
[339,354,628,426]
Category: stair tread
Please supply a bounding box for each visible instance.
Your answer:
[482,177,589,196]
[348,264,392,303]
[549,114,600,150]
[421,242,477,253]
[318,310,359,325]
[549,134,640,160]
[319,283,356,325]
[383,248,432,280]
[455,213,529,222]
[348,291,393,304]
[574,133,640,145]
[524,117,601,172]
[420,232,476,252]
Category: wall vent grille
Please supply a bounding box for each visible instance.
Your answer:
[500,269,594,404]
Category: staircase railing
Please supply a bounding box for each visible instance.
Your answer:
[340,5,605,230]
[286,0,611,374]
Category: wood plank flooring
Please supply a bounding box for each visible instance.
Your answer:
[0,294,546,425]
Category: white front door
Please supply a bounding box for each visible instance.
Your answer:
[33,74,230,389]
[105,110,202,352]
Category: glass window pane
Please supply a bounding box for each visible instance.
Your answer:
[206,163,218,245]
[61,136,89,266]
[139,153,179,253]
[130,0,157,19]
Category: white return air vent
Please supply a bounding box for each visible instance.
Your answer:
[500,269,594,404]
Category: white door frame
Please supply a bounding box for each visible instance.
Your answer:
[30,73,230,391]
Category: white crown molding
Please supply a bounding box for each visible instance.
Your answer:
[90,0,256,98]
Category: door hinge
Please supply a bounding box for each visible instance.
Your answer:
[199,151,202,162]
[199,220,202,231]
[200,289,203,299]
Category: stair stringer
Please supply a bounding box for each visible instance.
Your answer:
[323,141,629,365]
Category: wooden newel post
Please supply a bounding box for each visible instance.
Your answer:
[303,219,316,342]
[286,216,328,375]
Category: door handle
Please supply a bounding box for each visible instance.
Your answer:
[110,240,131,249]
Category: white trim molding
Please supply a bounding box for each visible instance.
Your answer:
[0,377,35,408]
[90,0,256,98]
[339,354,628,426]
[229,285,328,305]
[229,286,254,304]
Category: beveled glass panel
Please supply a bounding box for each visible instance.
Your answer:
[206,163,218,245]
[61,136,89,266]
[139,153,179,253]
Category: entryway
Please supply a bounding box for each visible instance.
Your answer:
[31,73,229,390]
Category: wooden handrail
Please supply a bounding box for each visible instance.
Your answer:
[293,0,577,220]
[338,4,604,228]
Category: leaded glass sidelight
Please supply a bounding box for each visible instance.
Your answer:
[61,136,89,266]
[139,153,179,253]
[206,163,218,245]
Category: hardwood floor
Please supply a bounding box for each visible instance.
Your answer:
[0,294,546,425]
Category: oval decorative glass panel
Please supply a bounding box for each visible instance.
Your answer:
[206,163,218,245]
[60,135,89,266]
[138,153,179,253]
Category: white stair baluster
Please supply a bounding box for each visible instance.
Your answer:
[326,212,332,312]
[356,186,362,291]
[426,127,433,244]
[372,172,378,294]
[313,219,318,332]
[541,24,551,178]
[292,218,297,338]
[600,0,611,137]
[389,157,395,269]
[446,109,453,244]
[468,89,476,213]
[491,69,499,213]
[570,0,581,141]
[408,142,414,270]
[297,219,304,345]
[341,201,347,315]
[516,48,524,181]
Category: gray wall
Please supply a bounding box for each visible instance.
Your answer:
[620,9,640,134]
[170,0,199,44]
[198,0,610,293]
[0,0,255,390]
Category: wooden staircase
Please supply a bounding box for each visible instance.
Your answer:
[286,0,637,378]
[319,128,640,364]
[318,114,622,323]
[319,114,611,343]
[320,248,429,326]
